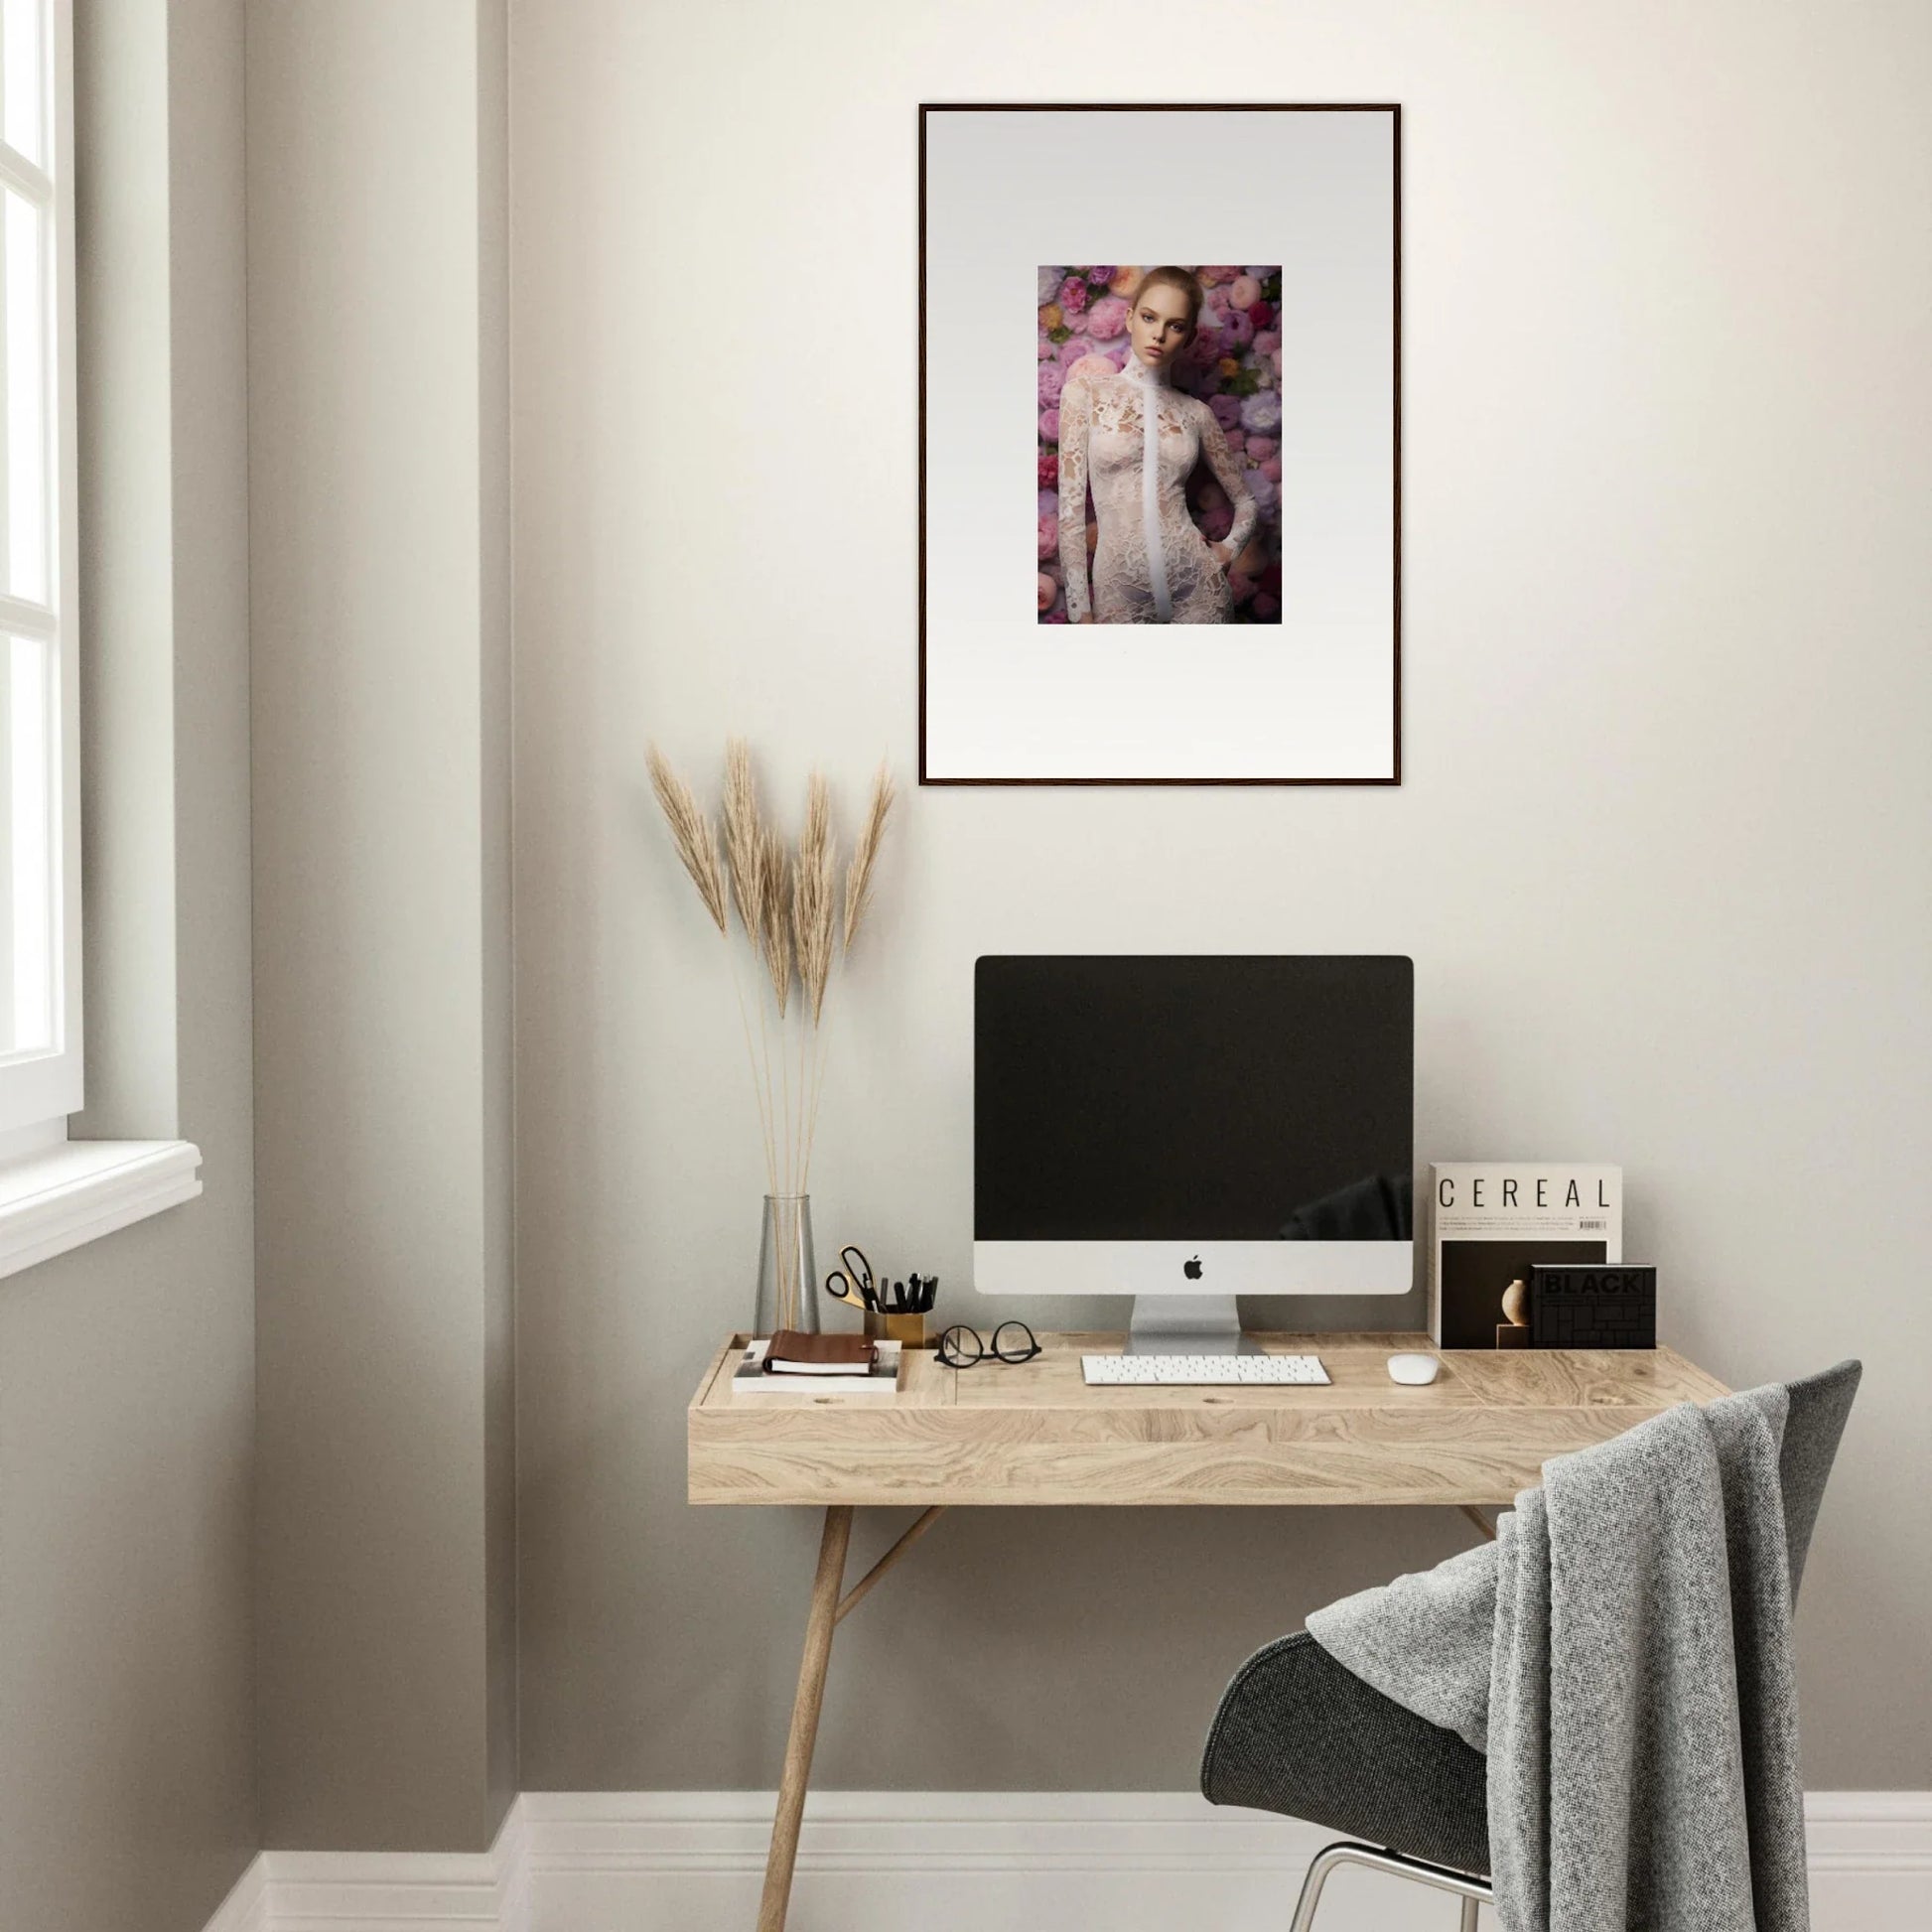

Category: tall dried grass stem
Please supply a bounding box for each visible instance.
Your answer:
[726,949,778,1192]
[646,747,728,934]
[793,773,837,1027]
[843,762,897,951]
[759,827,793,1019]
[722,738,764,939]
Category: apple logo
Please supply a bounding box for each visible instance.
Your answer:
[1183,1255,1203,1280]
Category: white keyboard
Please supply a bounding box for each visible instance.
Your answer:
[1081,1352,1329,1387]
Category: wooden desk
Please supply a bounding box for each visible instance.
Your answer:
[688,1331,1727,1930]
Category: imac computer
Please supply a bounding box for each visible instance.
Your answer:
[974,955,1414,1354]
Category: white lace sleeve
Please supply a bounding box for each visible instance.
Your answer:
[1056,375,1094,622]
[1199,409,1258,561]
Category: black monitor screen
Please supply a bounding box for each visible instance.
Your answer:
[974,956,1414,1241]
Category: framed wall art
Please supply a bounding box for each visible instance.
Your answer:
[918,104,1400,785]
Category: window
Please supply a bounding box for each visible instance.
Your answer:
[0,1,200,1271]
[0,0,75,1142]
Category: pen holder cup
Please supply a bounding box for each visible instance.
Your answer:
[867,1310,926,1348]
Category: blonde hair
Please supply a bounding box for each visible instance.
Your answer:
[1128,266,1203,338]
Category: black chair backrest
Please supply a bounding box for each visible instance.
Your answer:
[1778,1359,1861,1602]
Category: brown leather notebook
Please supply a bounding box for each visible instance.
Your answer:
[765,1330,877,1374]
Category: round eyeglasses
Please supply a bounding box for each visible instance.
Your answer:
[936,1320,1041,1368]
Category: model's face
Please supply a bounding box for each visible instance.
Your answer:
[1129,284,1193,367]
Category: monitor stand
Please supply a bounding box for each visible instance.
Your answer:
[1124,1294,1259,1356]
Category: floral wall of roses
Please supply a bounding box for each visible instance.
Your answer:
[1036,264,1286,624]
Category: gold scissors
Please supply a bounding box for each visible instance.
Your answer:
[824,1244,879,1312]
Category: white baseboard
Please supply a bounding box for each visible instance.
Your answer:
[1804,1792,1932,1931]
[203,1789,1932,1932]
[202,1854,268,1932]
[202,1803,526,1932]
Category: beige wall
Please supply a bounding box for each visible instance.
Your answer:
[511,0,1932,1793]
[0,3,258,1929]
[249,0,516,1853]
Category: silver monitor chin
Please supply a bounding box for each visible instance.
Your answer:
[972,1239,1414,1354]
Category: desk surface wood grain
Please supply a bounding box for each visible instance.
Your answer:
[688,1332,1729,1508]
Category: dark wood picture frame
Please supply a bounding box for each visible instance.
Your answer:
[917,102,1402,787]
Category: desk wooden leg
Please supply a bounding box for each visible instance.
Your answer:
[758,1504,853,1932]
[1459,1505,1498,1542]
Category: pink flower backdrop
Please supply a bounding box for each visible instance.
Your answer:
[1036,265,1285,625]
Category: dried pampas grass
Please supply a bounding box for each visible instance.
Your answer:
[792,774,837,1025]
[843,762,896,951]
[722,739,764,940]
[759,826,793,1019]
[646,747,727,935]
[646,741,896,1196]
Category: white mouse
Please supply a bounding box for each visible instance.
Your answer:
[1387,1352,1442,1386]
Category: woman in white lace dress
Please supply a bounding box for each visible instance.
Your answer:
[1057,267,1259,625]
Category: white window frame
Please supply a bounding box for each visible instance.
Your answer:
[0,0,201,1277]
[0,0,78,1140]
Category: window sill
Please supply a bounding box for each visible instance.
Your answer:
[0,1139,203,1283]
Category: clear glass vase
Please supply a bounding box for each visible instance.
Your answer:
[754,1193,818,1338]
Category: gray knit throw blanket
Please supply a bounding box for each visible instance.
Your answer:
[1307,1387,1809,1932]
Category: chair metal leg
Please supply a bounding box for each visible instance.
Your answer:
[1287,1842,1351,1932]
[1288,1841,1493,1932]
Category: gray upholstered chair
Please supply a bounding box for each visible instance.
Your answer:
[1200,1361,1861,1930]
